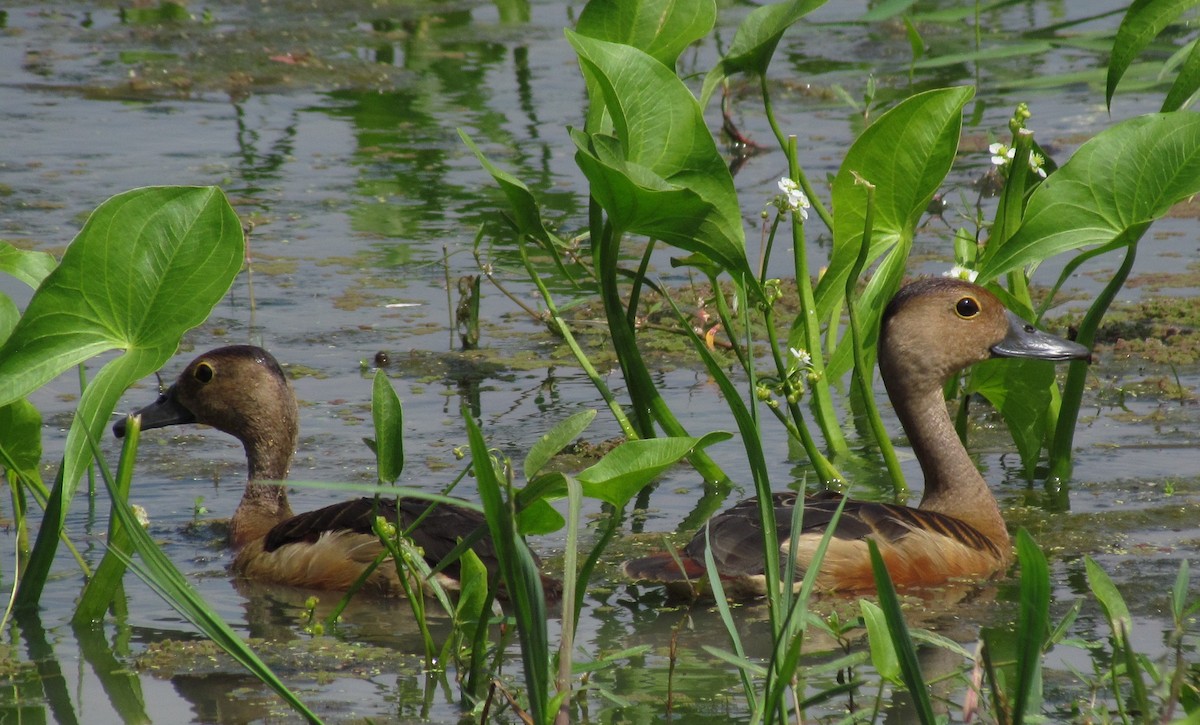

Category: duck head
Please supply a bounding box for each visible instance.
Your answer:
[878,277,1090,393]
[114,345,299,481]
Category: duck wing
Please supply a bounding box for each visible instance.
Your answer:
[627,490,1001,586]
[262,496,500,579]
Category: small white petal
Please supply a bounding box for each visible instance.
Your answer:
[942,265,978,282]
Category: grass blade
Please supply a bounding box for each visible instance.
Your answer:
[94,417,322,723]
[1012,529,1050,724]
[867,539,936,724]
[464,408,552,724]
[1085,555,1150,718]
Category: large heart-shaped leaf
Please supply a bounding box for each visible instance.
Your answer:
[978,112,1200,282]
[567,32,756,288]
[699,0,830,107]
[816,86,973,321]
[811,87,972,378]
[0,186,243,585]
[576,0,715,69]
[966,358,1058,477]
[1106,0,1197,110]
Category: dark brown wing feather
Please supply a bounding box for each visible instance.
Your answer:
[262,496,505,580]
[670,490,1001,579]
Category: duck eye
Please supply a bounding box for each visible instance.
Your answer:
[193,362,214,383]
[955,296,981,319]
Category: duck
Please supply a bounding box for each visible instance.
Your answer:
[623,277,1091,597]
[113,344,549,597]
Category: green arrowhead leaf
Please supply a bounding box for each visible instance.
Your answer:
[978,112,1200,282]
[699,0,830,107]
[0,186,244,553]
[567,32,756,291]
[576,0,715,69]
[1106,0,1195,110]
[523,409,596,482]
[577,433,728,507]
[967,358,1058,477]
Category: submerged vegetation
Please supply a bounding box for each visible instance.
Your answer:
[2,0,1200,722]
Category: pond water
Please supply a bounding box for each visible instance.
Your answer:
[2,0,1200,722]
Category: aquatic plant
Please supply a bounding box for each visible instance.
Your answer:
[2,0,1200,721]
[463,0,1200,721]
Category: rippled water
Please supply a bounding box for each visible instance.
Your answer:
[2,0,1199,721]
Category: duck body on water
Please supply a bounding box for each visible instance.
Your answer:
[115,277,1088,601]
[623,277,1091,597]
[113,345,547,596]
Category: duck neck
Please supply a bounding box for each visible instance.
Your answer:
[885,378,1009,550]
[229,438,294,548]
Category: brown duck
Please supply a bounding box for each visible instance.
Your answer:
[623,277,1091,596]
[114,344,547,596]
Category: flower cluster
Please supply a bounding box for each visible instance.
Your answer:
[942,265,978,283]
[774,177,810,220]
[789,347,812,369]
[988,142,1047,178]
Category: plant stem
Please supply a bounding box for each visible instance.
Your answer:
[784,136,850,466]
[761,74,832,233]
[1047,240,1138,482]
[844,178,906,495]
[763,306,842,483]
[517,240,639,440]
[595,215,731,485]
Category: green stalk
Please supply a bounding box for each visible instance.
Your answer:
[1000,130,1035,308]
[555,476,582,719]
[79,364,96,500]
[517,239,637,439]
[785,136,849,463]
[371,516,454,669]
[626,240,656,330]
[764,495,848,721]
[844,177,906,494]
[868,539,936,723]
[14,470,67,611]
[1011,530,1050,725]
[596,219,654,438]
[73,413,144,624]
[465,412,552,724]
[758,213,783,285]
[761,306,841,483]
[761,74,832,233]
[706,281,832,484]
[594,216,730,486]
[1048,240,1139,481]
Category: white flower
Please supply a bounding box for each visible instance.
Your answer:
[776,177,810,220]
[942,265,978,282]
[1029,152,1047,178]
[988,142,1015,167]
[789,347,812,368]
